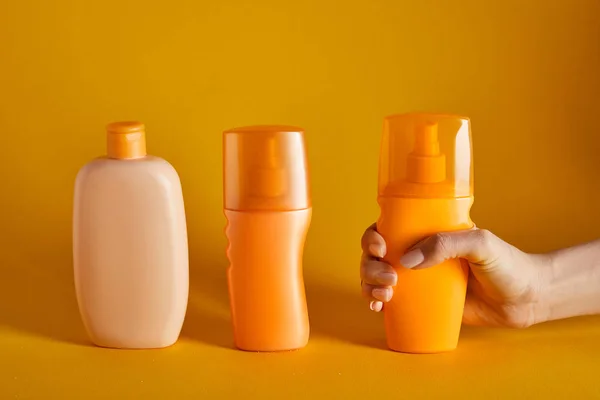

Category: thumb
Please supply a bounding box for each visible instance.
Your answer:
[399,228,498,270]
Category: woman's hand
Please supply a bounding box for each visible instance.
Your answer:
[360,223,551,328]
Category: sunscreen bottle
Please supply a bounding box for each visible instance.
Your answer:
[223,125,311,351]
[377,113,474,353]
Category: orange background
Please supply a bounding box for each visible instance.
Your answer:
[1,0,599,398]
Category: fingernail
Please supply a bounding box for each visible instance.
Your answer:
[400,248,425,269]
[368,244,383,258]
[372,287,390,302]
[377,272,397,286]
[370,301,383,312]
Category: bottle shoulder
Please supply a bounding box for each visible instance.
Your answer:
[75,156,182,189]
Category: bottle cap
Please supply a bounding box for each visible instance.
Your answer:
[106,121,147,159]
[223,125,311,211]
[378,113,473,198]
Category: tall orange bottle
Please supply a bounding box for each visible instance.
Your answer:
[223,125,311,351]
[377,113,474,353]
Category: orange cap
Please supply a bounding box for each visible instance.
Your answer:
[223,125,311,211]
[378,113,473,198]
[106,121,147,159]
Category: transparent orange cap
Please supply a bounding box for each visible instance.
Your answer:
[223,125,311,211]
[378,113,473,198]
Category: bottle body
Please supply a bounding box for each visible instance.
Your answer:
[73,156,189,349]
[225,208,311,351]
[377,196,473,353]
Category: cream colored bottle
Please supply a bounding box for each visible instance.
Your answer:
[73,121,189,349]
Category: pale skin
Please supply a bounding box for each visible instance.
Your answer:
[360,223,600,328]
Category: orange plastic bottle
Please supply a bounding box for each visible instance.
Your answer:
[223,125,311,351]
[377,113,474,353]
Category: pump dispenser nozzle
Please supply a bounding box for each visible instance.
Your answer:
[223,125,310,211]
[249,135,286,199]
[407,122,446,184]
[378,113,473,198]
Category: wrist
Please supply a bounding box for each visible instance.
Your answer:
[534,240,600,324]
[532,252,557,325]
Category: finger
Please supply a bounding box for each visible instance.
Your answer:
[406,224,479,252]
[399,228,499,270]
[361,282,393,302]
[361,223,387,258]
[370,301,383,312]
[360,258,397,285]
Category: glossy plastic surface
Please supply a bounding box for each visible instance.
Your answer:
[2,0,599,396]
[73,125,189,349]
[377,197,473,353]
[223,125,312,351]
[225,209,311,351]
[106,121,147,160]
[377,112,474,353]
[379,113,473,198]
[223,125,310,211]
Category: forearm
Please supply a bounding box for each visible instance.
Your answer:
[540,239,600,322]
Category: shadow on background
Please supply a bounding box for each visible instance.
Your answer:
[181,241,385,350]
[180,242,233,349]
[0,238,89,346]
[305,278,387,350]
[0,233,234,348]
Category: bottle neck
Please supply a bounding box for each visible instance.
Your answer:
[106,130,147,159]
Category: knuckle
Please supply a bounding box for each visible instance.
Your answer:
[477,228,492,242]
[432,232,451,254]
[361,224,376,242]
[360,233,371,248]
[476,229,495,251]
[360,260,376,281]
[360,238,369,251]
[359,260,368,278]
[361,230,369,244]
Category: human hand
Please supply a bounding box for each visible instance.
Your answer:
[360,223,550,328]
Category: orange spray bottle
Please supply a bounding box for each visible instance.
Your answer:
[223,125,311,351]
[376,113,474,353]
